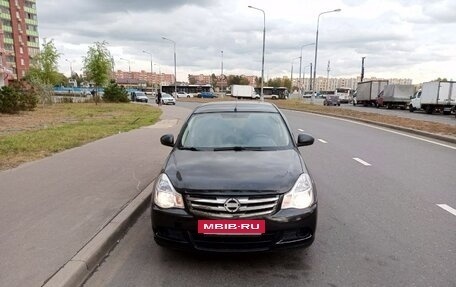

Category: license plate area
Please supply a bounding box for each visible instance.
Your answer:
[198,220,265,235]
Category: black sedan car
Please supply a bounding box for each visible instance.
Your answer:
[151,102,317,252]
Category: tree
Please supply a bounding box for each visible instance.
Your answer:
[27,39,61,85]
[211,73,218,89]
[83,41,113,104]
[188,75,197,85]
[103,80,129,103]
[227,75,250,86]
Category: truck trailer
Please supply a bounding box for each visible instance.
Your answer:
[377,84,415,109]
[353,80,388,107]
[410,81,456,114]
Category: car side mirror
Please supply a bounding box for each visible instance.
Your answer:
[160,134,174,147]
[297,133,314,147]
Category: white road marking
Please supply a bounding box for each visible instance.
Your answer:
[437,204,456,217]
[318,139,328,144]
[288,110,456,150]
[353,157,372,166]
[298,129,305,132]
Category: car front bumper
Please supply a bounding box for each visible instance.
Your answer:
[151,203,317,252]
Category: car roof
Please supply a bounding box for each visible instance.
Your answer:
[193,101,278,114]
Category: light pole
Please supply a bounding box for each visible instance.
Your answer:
[291,56,300,93]
[154,63,161,91]
[120,57,131,84]
[221,50,224,92]
[312,8,341,103]
[162,36,177,96]
[142,50,153,87]
[248,5,266,102]
[65,59,73,77]
[299,43,315,97]
[302,64,311,94]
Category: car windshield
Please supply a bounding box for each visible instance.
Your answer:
[162,94,172,98]
[179,112,292,150]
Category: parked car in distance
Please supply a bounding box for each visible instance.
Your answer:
[152,101,317,252]
[175,91,192,98]
[197,91,216,98]
[161,93,176,105]
[323,95,340,106]
[131,91,149,103]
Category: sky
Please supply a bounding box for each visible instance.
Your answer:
[36,0,456,84]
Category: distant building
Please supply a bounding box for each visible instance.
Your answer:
[295,76,413,92]
[113,70,175,86]
[0,0,39,86]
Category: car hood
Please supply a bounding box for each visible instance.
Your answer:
[164,149,304,194]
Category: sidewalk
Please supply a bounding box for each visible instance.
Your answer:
[0,105,190,287]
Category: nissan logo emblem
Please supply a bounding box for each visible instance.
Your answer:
[224,198,241,213]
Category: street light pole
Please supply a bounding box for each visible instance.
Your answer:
[162,37,177,96]
[65,59,73,77]
[221,50,224,92]
[312,8,341,104]
[120,57,131,84]
[291,56,300,93]
[299,43,315,97]
[142,50,153,87]
[248,5,266,102]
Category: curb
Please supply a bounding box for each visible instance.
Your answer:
[42,181,155,287]
[283,108,456,144]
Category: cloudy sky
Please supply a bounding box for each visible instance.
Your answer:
[37,0,456,83]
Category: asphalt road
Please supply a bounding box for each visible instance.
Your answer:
[84,102,456,287]
[300,98,456,126]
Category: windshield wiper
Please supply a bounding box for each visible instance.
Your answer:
[179,147,201,151]
[213,146,247,151]
[213,146,270,151]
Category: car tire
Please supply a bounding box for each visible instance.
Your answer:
[409,105,414,112]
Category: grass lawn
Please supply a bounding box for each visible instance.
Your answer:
[0,103,161,170]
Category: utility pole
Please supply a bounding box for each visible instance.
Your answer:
[309,63,313,91]
[326,60,331,90]
[361,57,366,82]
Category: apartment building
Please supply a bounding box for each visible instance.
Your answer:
[113,70,175,86]
[0,0,39,86]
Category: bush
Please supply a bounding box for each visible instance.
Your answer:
[0,80,39,114]
[102,81,129,103]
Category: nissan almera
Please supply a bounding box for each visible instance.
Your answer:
[151,101,317,252]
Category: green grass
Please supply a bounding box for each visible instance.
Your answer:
[0,103,161,170]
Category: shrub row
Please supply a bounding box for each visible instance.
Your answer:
[0,81,38,114]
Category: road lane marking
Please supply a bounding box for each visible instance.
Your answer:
[437,204,456,217]
[298,129,305,132]
[318,139,328,144]
[287,111,456,150]
[353,157,371,166]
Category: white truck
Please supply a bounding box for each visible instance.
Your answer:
[377,84,415,109]
[410,81,456,114]
[231,85,259,99]
[353,80,388,107]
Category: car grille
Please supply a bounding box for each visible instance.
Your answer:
[186,194,280,218]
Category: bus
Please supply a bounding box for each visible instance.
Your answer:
[254,87,289,99]
[161,84,213,97]
[335,87,353,103]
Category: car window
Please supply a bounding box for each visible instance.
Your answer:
[179,112,292,149]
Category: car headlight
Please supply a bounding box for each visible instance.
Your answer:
[281,173,314,209]
[154,173,184,209]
